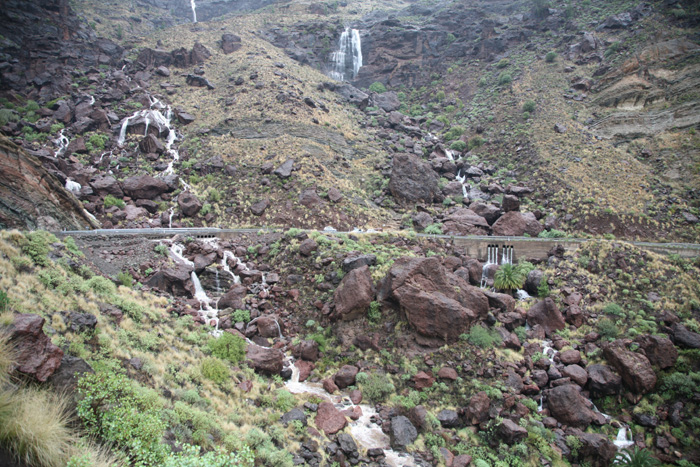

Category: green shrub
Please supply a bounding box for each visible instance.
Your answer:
[368,301,381,323]
[154,244,169,256]
[450,140,467,152]
[424,223,443,235]
[660,372,700,399]
[359,373,395,402]
[200,204,212,216]
[436,90,446,101]
[117,271,133,288]
[444,126,465,141]
[603,303,624,316]
[77,371,169,466]
[468,136,484,150]
[22,231,57,267]
[86,133,109,152]
[0,290,8,312]
[597,318,619,339]
[208,189,222,203]
[207,332,246,364]
[494,263,527,292]
[604,41,621,59]
[538,229,566,238]
[87,276,116,296]
[466,325,502,348]
[612,447,660,466]
[537,277,550,298]
[368,82,387,93]
[274,389,296,412]
[522,100,536,113]
[496,59,510,69]
[545,51,557,63]
[164,444,254,467]
[201,357,229,384]
[0,109,19,126]
[498,72,512,86]
[231,309,250,324]
[103,194,125,209]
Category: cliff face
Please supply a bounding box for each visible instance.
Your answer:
[0,137,97,230]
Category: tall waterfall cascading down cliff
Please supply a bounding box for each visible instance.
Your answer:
[190,0,197,23]
[328,27,362,81]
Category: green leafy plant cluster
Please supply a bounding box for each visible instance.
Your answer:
[77,370,169,466]
[103,194,126,209]
[494,263,528,293]
[356,372,395,402]
[464,325,502,349]
[368,82,387,93]
[207,332,246,364]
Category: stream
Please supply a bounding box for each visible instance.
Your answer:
[284,360,416,467]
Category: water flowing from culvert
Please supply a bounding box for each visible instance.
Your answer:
[190,0,197,22]
[284,359,415,466]
[480,245,498,288]
[328,27,362,81]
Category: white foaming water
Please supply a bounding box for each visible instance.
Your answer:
[65,179,81,195]
[501,246,513,265]
[614,427,634,450]
[222,250,247,284]
[541,339,556,364]
[54,129,70,156]
[329,27,362,81]
[480,245,498,288]
[246,316,283,339]
[169,243,194,268]
[516,289,531,301]
[284,358,415,466]
[168,207,174,229]
[190,0,197,23]
[455,170,469,198]
[88,95,95,106]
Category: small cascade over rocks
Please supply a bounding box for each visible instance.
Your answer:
[328,27,362,82]
[190,0,197,23]
[53,129,69,156]
[284,358,416,466]
[614,426,634,450]
[65,178,81,195]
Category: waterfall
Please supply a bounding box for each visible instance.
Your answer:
[480,245,498,288]
[190,0,197,23]
[328,27,363,81]
[455,170,469,198]
[117,95,182,178]
[614,427,634,450]
[222,250,247,284]
[502,245,513,265]
[168,207,174,229]
[284,357,415,466]
[65,179,81,195]
[516,289,531,301]
[54,129,69,156]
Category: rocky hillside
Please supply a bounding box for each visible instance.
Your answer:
[1,0,700,466]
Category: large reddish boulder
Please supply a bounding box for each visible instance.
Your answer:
[333,265,375,321]
[442,208,490,236]
[603,342,656,394]
[333,365,359,389]
[464,391,490,425]
[378,257,489,341]
[122,174,168,200]
[246,344,284,375]
[546,384,597,427]
[178,191,203,217]
[414,371,435,390]
[315,402,347,435]
[256,316,280,338]
[492,211,543,236]
[389,153,439,204]
[89,175,123,197]
[7,314,64,382]
[587,364,621,397]
[526,298,566,336]
[218,284,247,311]
[635,334,677,369]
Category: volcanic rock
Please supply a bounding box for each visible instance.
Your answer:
[122,175,168,200]
[546,384,597,427]
[526,298,566,336]
[389,153,439,204]
[315,402,347,435]
[378,256,489,341]
[603,343,656,394]
[492,211,543,237]
[246,343,284,374]
[390,416,417,448]
[7,313,64,382]
[333,265,375,321]
[178,191,203,217]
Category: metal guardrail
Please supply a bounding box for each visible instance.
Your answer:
[52,227,700,258]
